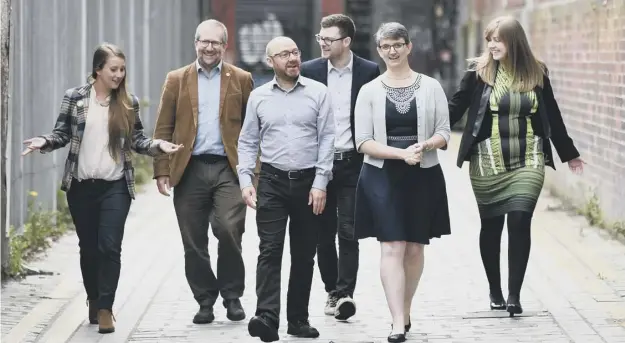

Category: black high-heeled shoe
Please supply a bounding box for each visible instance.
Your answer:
[506,295,523,317]
[404,316,411,332]
[489,294,506,310]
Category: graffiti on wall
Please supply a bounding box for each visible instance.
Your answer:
[237,13,284,68]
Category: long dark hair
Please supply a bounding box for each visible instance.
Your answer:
[89,43,134,161]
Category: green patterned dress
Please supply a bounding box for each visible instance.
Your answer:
[469,66,545,218]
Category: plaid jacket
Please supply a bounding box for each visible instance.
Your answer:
[40,83,162,199]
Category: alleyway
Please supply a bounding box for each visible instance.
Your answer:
[2,134,625,343]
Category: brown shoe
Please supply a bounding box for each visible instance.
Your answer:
[87,299,97,324]
[97,309,115,334]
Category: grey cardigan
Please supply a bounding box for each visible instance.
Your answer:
[354,73,451,168]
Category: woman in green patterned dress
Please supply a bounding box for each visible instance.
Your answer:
[448,16,584,316]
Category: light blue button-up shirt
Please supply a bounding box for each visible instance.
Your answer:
[193,60,225,155]
[237,76,335,191]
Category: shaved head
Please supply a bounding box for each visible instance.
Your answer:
[265,36,297,56]
[264,36,301,83]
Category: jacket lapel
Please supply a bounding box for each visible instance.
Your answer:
[75,84,91,140]
[219,63,231,120]
[350,55,363,113]
[186,64,199,128]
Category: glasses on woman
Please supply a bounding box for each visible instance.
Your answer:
[379,43,407,52]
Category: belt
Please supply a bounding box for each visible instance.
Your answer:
[191,154,228,164]
[261,163,316,180]
[334,150,357,161]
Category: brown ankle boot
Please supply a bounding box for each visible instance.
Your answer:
[97,309,115,334]
[87,299,97,324]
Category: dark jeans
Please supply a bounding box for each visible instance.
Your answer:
[173,157,246,308]
[317,154,361,297]
[255,163,321,326]
[66,178,131,311]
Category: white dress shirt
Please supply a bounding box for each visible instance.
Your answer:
[327,52,354,152]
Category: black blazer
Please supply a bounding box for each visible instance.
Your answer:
[300,53,381,150]
[448,68,580,170]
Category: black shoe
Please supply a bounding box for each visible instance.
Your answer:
[223,298,246,321]
[388,332,406,342]
[287,320,320,338]
[334,296,356,320]
[193,306,215,324]
[248,315,279,342]
[506,295,523,317]
[489,293,506,310]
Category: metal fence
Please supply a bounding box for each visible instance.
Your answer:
[6,0,204,232]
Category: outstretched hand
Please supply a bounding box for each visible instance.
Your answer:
[158,141,184,154]
[22,137,46,156]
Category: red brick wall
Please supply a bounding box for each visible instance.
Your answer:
[477,0,625,222]
[321,0,344,16]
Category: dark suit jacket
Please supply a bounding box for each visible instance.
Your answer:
[448,68,580,170]
[152,61,254,187]
[300,53,380,151]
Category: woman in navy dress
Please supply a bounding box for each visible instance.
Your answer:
[353,22,452,342]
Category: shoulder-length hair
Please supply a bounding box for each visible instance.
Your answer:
[468,16,545,92]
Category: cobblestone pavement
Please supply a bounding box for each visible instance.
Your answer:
[3,134,625,343]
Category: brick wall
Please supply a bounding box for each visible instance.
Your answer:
[474,0,625,224]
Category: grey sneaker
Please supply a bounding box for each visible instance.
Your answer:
[324,293,339,315]
[334,296,356,320]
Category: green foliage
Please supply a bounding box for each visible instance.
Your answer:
[2,191,72,278]
[133,154,153,187]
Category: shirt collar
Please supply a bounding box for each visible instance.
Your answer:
[196,59,223,74]
[270,75,307,90]
[327,51,353,72]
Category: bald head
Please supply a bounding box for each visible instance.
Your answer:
[265,36,297,56]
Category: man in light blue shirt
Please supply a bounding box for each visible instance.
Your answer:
[153,19,254,326]
[237,36,334,342]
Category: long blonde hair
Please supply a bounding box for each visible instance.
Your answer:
[468,16,545,92]
[90,43,135,161]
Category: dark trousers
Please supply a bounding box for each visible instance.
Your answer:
[66,178,131,311]
[255,163,321,326]
[316,154,361,297]
[173,157,246,307]
[479,211,533,298]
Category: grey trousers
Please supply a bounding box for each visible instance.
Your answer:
[173,157,246,307]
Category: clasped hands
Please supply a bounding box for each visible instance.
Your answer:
[401,142,428,165]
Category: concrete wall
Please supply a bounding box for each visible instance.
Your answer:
[7,0,201,231]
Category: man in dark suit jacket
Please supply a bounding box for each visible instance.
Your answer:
[300,13,380,321]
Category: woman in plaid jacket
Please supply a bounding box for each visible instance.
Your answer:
[21,43,182,334]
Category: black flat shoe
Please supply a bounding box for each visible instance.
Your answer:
[506,295,523,317]
[388,332,406,342]
[490,294,506,310]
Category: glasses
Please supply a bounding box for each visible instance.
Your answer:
[315,34,346,45]
[196,39,224,48]
[379,43,408,52]
[270,49,301,59]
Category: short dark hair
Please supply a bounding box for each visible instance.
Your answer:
[320,14,356,42]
